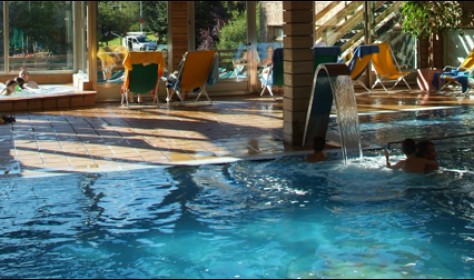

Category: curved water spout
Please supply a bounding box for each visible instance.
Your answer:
[302,63,363,164]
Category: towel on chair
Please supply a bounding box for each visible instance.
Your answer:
[433,70,469,93]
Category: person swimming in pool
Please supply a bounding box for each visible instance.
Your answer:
[416,140,439,173]
[1,79,19,96]
[384,138,438,174]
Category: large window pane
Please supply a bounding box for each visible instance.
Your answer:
[97,1,168,84]
[8,1,74,72]
[195,1,247,81]
[257,1,283,90]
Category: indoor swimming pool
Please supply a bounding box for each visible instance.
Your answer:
[1,106,474,278]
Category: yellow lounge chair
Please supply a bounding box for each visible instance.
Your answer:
[97,47,127,81]
[435,48,474,93]
[167,50,218,103]
[346,44,379,92]
[371,42,412,92]
[121,51,166,107]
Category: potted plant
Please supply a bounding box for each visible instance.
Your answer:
[400,1,463,91]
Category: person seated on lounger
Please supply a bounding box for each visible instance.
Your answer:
[306,136,327,163]
[384,138,438,174]
[165,53,184,101]
[165,70,181,101]
[165,54,200,102]
[259,46,275,85]
[19,70,39,89]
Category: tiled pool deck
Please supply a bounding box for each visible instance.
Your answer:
[1,89,473,177]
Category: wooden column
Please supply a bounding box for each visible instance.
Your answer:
[282,2,314,146]
[418,33,444,69]
[169,2,189,70]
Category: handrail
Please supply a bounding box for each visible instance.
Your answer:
[315,1,403,55]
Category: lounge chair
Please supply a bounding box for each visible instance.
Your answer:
[346,44,379,92]
[167,49,219,103]
[259,46,341,99]
[121,51,166,107]
[433,48,474,94]
[97,47,127,81]
[371,42,412,92]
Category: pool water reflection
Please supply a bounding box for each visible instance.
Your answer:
[1,147,473,278]
[1,106,474,278]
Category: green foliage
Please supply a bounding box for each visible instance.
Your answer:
[401,1,462,38]
[9,1,71,54]
[195,1,246,49]
[216,10,248,50]
[98,2,135,44]
[98,1,168,46]
[142,1,168,44]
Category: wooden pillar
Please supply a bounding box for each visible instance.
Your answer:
[433,33,444,69]
[417,37,429,69]
[418,33,444,69]
[169,2,189,70]
[282,2,314,146]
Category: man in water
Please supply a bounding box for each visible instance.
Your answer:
[385,138,438,173]
[306,136,327,162]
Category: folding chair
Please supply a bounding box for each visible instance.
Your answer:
[371,42,412,91]
[97,47,128,82]
[121,51,165,107]
[167,50,218,103]
[434,48,474,94]
[346,44,379,92]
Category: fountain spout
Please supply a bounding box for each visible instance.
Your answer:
[302,63,363,164]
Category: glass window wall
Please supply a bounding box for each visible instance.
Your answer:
[7,1,74,73]
[96,1,168,84]
[195,1,247,81]
[0,1,417,86]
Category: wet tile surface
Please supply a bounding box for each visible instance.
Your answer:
[1,89,473,177]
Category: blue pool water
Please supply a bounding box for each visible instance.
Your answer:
[1,106,474,278]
